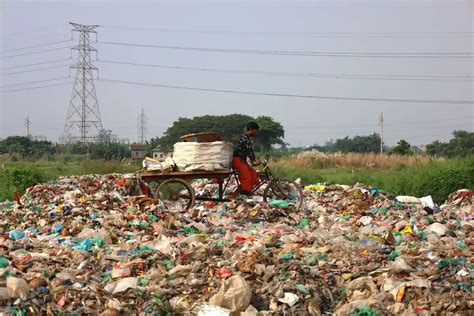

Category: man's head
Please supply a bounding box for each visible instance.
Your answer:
[246,122,260,137]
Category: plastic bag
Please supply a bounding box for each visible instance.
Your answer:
[144,235,173,256]
[278,292,299,306]
[7,277,29,300]
[104,277,138,294]
[209,275,251,312]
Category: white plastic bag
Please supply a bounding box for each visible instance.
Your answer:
[209,275,251,312]
[173,141,233,171]
[7,277,29,300]
[104,277,138,294]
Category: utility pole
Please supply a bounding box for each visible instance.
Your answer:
[25,116,31,138]
[62,22,102,144]
[379,112,384,154]
[137,108,147,144]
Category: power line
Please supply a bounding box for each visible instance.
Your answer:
[101,25,474,38]
[286,123,472,135]
[0,76,70,88]
[2,25,68,38]
[98,59,474,82]
[0,47,72,59]
[0,58,73,70]
[98,41,474,58]
[0,39,72,54]
[290,117,473,129]
[0,81,73,93]
[0,64,70,76]
[97,77,474,105]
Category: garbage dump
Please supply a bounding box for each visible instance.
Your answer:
[0,174,472,315]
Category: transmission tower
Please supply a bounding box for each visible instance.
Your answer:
[62,22,102,144]
[379,112,384,155]
[137,108,147,144]
[25,116,31,138]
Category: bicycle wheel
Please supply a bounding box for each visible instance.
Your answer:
[263,179,304,209]
[155,178,195,210]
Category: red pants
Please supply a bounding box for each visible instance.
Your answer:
[232,157,260,192]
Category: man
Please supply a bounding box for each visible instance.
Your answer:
[232,122,261,195]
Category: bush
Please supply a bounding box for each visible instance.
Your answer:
[5,167,47,193]
[390,159,474,204]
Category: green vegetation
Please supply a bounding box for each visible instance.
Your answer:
[147,114,284,152]
[426,130,474,157]
[388,139,413,155]
[0,136,55,158]
[0,157,141,201]
[272,156,474,204]
[0,136,131,161]
[332,133,381,153]
[5,167,46,194]
[0,125,471,204]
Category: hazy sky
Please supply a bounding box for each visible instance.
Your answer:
[1,0,473,146]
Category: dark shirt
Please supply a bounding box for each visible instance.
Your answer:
[233,134,256,161]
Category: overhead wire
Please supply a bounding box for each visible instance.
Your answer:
[0,81,73,93]
[0,64,71,76]
[289,117,473,129]
[0,58,73,70]
[97,41,473,58]
[101,25,474,38]
[1,25,68,38]
[97,77,474,105]
[286,123,472,135]
[98,59,473,82]
[0,39,72,54]
[0,47,72,59]
[0,76,71,89]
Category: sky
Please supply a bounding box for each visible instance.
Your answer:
[1,0,473,147]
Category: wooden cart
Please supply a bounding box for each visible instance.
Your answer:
[139,169,234,209]
[139,164,305,210]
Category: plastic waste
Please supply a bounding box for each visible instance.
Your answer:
[428,222,448,236]
[278,292,299,306]
[195,305,231,316]
[209,275,251,312]
[270,200,289,208]
[0,173,471,314]
[7,277,30,300]
[9,229,25,240]
[104,277,138,294]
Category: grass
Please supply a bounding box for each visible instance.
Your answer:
[1,153,472,205]
[0,156,141,201]
[276,151,434,169]
[271,154,474,204]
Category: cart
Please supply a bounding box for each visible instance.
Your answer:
[139,169,233,209]
[139,161,304,210]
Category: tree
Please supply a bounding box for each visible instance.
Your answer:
[149,114,285,152]
[89,143,130,160]
[426,130,474,157]
[332,133,381,153]
[254,116,285,152]
[389,139,413,155]
[426,140,448,156]
[0,136,54,157]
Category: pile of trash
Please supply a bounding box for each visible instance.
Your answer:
[0,174,472,315]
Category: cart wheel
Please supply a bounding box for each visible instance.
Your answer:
[155,178,195,210]
[263,179,304,209]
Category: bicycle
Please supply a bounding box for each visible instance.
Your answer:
[141,159,304,210]
[224,159,304,209]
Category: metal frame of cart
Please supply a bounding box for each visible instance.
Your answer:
[139,166,303,210]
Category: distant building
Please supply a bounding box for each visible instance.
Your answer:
[152,146,171,160]
[130,144,146,159]
[325,138,335,147]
